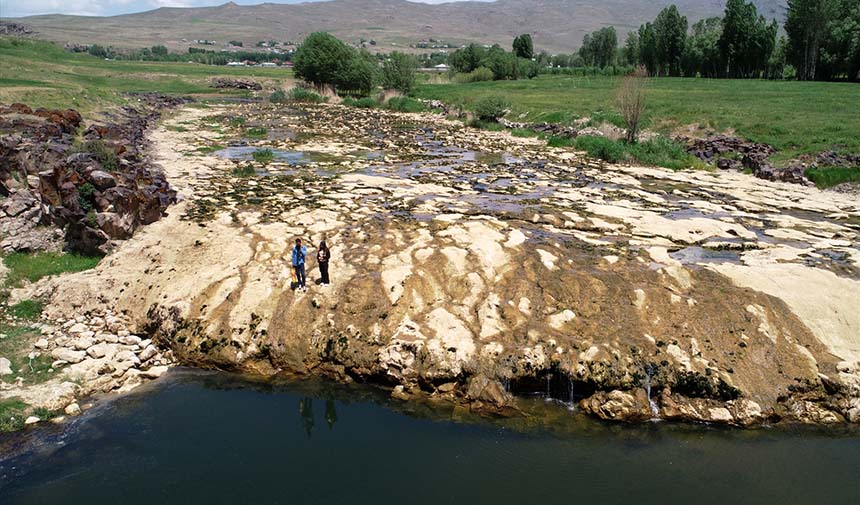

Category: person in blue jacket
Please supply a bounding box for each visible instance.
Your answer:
[291,238,308,291]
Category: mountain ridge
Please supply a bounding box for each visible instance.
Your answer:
[11,0,787,54]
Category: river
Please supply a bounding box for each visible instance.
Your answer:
[1,369,858,504]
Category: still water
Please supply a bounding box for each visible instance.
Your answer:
[1,369,858,505]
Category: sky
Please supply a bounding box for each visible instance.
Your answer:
[2,0,494,19]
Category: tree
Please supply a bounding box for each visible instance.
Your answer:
[719,0,777,78]
[337,50,378,95]
[653,5,687,76]
[449,43,487,73]
[293,32,356,88]
[579,27,618,67]
[617,67,648,143]
[785,0,837,80]
[513,34,534,59]
[682,17,722,77]
[382,51,418,93]
[638,22,658,75]
[623,32,640,66]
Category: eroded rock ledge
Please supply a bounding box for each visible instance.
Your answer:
[32,102,860,426]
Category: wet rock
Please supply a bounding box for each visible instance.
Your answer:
[579,390,651,422]
[64,402,81,416]
[466,375,511,407]
[391,385,411,401]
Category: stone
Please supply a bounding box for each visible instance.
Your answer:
[51,347,86,364]
[64,403,82,416]
[87,343,109,359]
[25,416,41,425]
[138,345,158,362]
[34,338,49,349]
[88,170,117,191]
[0,357,12,375]
[72,336,95,350]
[119,335,142,346]
[707,407,734,423]
[68,322,89,334]
[391,385,411,401]
[140,365,170,379]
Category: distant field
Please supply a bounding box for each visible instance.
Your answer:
[0,38,293,113]
[415,75,860,163]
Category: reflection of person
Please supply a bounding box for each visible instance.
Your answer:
[291,238,307,291]
[325,399,338,430]
[299,397,314,438]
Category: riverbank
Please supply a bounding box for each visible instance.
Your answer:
[4,100,854,428]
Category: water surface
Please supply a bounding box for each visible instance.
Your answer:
[1,370,857,505]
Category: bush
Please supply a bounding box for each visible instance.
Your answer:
[343,97,379,108]
[573,136,626,163]
[269,89,287,103]
[386,97,426,113]
[288,87,325,103]
[245,127,268,138]
[80,140,119,172]
[472,95,510,122]
[252,148,275,164]
[452,67,495,84]
[78,182,96,212]
[628,137,702,170]
[232,165,256,177]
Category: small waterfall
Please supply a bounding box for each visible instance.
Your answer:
[566,375,576,411]
[644,364,660,419]
[545,372,551,401]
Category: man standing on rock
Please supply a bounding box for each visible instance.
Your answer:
[292,238,308,292]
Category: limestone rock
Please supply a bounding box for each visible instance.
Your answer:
[51,348,86,364]
[0,357,12,375]
[64,402,82,416]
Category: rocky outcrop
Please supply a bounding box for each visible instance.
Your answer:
[0,95,186,254]
[34,102,860,426]
[211,78,262,90]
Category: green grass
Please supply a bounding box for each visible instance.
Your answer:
[3,252,101,287]
[245,127,268,139]
[386,97,426,113]
[252,148,275,164]
[570,136,705,170]
[196,144,225,154]
[232,165,257,177]
[0,37,292,113]
[805,166,860,188]
[415,75,860,163]
[343,97,379,108]
[0,398,29,432]
[7,299,44,320]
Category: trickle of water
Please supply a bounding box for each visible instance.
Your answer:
[644,365,660,419]
[545,373,552,401]
[566,376,576,411]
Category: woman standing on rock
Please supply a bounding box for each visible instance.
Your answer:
[317,240,331,286]
[292,238,308,292]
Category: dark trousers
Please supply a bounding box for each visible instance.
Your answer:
[319,262,330,284]
[294,264,306,288]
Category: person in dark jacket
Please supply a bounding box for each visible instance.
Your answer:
[317,240,331,285]
[291,238,307,291]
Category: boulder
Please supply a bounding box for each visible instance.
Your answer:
[25,416,41,425]
[88,170,117,191]
[51,347,87,364]
[0,356,12,375]
[64,402,82,416]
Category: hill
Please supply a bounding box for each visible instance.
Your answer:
[12,0,786,54]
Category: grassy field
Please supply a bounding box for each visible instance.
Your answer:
[415,75,860,163]
[0,37,293,113]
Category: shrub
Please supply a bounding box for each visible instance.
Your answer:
[252,148,275,164]
[78,182,96,212]
[386,97,426,113]
[80,140,119,172]
[628,137,702,170]
[270,89,287,103]
[288,87,325,103]
[472,95,510,122]
[232,165,256,177]
[343,97,378,108]
[617,67,648,143]
[452,67,494,83]
[245,127,268,138]
[574,136,626,163]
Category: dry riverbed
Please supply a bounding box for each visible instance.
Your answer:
[6,102,860,427]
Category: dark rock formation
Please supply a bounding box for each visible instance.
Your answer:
[211,78,262,90]
[0,94,189,254]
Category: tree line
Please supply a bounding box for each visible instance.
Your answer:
[447,35,541,81]
[543,0,859,81]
